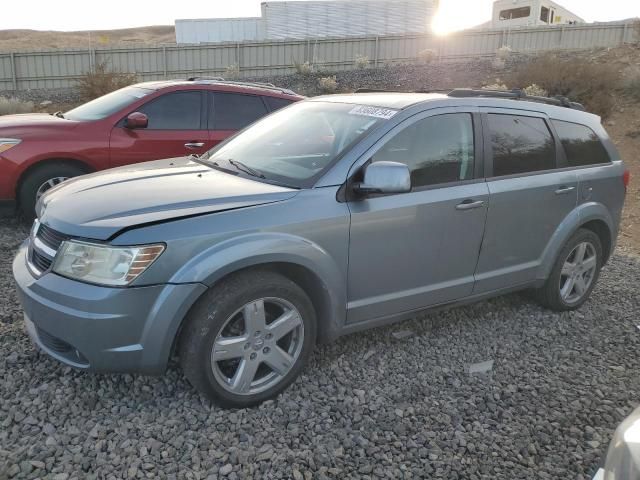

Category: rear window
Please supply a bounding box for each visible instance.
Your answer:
[552,120,611,167]
[212,93,268,130]
[488,114,556,177]
[264,96,295,112]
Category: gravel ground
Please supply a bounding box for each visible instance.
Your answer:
[1,218,640,479]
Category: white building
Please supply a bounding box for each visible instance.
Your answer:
[490,0,584,28]
[176,0,439,44]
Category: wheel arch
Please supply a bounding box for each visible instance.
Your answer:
[539,202,615,281]
[16,157,95,201]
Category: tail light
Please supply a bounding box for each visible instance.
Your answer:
[623,169,631,192]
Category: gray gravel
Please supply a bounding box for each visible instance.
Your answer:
[1,218,640,479]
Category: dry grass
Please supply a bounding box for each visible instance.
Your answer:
[76,62,137,101]
[509,54,619,118]
[0,97,34,115]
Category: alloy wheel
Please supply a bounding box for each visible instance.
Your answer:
[559,241,597,304]
[210,297,305,395]
[35,177,68,202]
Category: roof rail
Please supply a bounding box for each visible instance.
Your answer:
[447,88,585,111]
[187,77,296,96]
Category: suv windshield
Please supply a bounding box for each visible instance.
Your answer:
[202,101,392,188]
[65,86,153,121]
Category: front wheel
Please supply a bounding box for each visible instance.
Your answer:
[179,270,316,408]
[535,228,603,311]
[19,163,85,219]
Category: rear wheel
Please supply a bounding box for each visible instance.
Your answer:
[535,229,603,311]
[179,270,316,408]
[19,162,86,219]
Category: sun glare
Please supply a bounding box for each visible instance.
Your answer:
[432,0,492,35]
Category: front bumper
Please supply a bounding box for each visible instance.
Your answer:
[13,241,206,374]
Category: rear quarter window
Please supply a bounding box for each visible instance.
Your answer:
[212,93,268,130]
[552,120,611,167]
[264,96,295,112]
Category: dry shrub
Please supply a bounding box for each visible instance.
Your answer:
[225,64,241,80]
[496,45,513,60]
[76,61,137,101]
[318,76,337,93]
[623,67,640,101]
[293,60,314,76]
[509,54,618,118]
[0,96,34,115]
[418,48,437,64]
[523,84,548,97]
[482,82,508,91]
[355,54,370,69]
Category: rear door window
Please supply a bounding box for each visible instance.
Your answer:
[137,91,202,130]
[487,114,556,177]
[552,120,611,167]
[212,93,268,130]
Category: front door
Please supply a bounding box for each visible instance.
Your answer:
[109,90,212,168]
[347,111,488,324]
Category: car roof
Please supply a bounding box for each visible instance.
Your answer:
[309,92,601,124]
[133,79,302,99]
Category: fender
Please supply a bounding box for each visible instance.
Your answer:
[538,202,614,281]
[168,232,348,340]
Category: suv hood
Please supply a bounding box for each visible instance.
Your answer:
[39,157,298,240]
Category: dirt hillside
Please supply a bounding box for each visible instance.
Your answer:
[0,26,175,51]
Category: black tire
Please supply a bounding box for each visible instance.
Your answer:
[535,228,603,311]
[19,162,85,219]
[179,269,317,408]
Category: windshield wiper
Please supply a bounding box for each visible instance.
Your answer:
[228,159,266,179]
[52,111,65,119]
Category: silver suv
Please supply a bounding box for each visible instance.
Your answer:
[13,89,628,408]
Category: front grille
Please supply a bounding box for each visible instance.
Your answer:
[31,248,52,272]
[37,223,68,250]
[37,326,72,353]
[28,221,68,275]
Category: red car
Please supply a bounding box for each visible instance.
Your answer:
[0,79,303,217]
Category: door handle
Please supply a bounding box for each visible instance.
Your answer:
[456,200,485,211]
[555,186,576,195]
[185,142,206,149]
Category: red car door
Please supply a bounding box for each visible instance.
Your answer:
[109,90,213,168]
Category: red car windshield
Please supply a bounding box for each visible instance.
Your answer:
[64,86,153,121]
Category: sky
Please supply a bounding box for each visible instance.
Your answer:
[0,0,638,32]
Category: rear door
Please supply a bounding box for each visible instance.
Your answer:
[474,109,578,293]
[347,109,488,324]
[109,90,211,167]
[208,92,270,147]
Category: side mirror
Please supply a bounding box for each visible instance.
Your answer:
[124,112,148,129]
[354,161,411,196]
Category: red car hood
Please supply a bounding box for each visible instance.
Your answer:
[0,113,78,135]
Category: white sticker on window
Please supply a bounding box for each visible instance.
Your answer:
[349,105,398,120]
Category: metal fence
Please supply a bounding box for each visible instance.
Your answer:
[0,21,635,91]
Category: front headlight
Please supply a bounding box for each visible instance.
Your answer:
[52,240,165,286]
[0,138,21,154]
